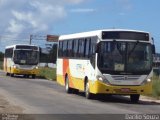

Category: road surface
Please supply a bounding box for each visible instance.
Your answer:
[0,71,160,119]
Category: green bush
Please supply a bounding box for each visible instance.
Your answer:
[152,74,160,99]
[37,67,56,81]
[0,61,3,70]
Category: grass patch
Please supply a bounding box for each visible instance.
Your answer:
[152,74,160,99]
[0,61,3,70]
[37,67,56,81]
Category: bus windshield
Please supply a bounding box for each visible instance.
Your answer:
[13,50,39,65]
[98,41,152,75]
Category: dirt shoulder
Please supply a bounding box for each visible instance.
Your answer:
[0,94,23,114]
[140,95,160,103]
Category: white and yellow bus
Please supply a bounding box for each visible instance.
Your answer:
[4,44,39,78]
[57,29,155,102]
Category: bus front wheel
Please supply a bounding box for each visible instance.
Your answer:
[130,94,140,103]
[65,76,72,93]
[10,73,14,77]
[85,81,93,99]
[6,73,9,76]
[32,75,36,79]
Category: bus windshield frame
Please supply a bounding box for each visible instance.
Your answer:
[13,49,39,65]
[97,41,153,75]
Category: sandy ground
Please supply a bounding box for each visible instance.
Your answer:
[140,95,160,103]
[0,94,23,114]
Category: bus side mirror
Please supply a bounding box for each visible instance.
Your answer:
[95,43,100,53]
[152,45,156,54]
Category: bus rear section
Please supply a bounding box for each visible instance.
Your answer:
[4,44,40,78]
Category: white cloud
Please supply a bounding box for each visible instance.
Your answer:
[0,0,87,51]
[0,0,7,6]
[63,0,84,4]
[70,8,96,13]
[7,19,25,33]
[12,10,32,22]
[0,0,86,36]
[117,0,132,10]
[8,1,67,34]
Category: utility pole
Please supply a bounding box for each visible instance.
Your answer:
[30,35,32,45]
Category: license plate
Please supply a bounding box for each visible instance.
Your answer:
[121,88,130,92]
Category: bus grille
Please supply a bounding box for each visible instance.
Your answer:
[112,75,141,81]
[19,65,34,70]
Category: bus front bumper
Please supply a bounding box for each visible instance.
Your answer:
[11,68,39,75]
[89,80,152,95]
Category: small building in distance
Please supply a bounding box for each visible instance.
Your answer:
[153,53,160,68]
[153,53,160,75]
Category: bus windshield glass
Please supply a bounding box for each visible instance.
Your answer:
[98,41,152,75]
[13,50,39,65]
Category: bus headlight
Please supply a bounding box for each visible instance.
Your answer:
[147,78,151,82]
[96,75,110,84]
[97,76,103,81]
[141,78,152,85]
[13,65,17,69]
[35,66,39,69]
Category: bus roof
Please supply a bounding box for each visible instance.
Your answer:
[59,29,149,40]
[5,44,39,49]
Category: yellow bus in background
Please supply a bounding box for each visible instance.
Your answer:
[57,29,155,103]
[4,44,39,78]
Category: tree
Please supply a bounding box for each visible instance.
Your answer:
[0,52,4,61]
[49,44,57,63]
[39,44,57,64]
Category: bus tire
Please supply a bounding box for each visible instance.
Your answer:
[130,94,140,103]
[6,73,9,76]
[72,89,79,94]
[85,81,93,99]
[24,75,29,78]
[27,75,30,78]
[32,75,36,79]
[65,75,72,94]
[10,73,14,77]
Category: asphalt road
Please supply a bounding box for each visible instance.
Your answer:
[0,71,160,118]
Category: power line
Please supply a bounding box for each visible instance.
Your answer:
[30,35,47,44]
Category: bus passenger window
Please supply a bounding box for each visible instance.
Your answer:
[89,37,97,68]
[73,40,78,58]
[68,40,73,57]
[85,38,90,58]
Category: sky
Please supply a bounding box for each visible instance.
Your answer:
[0,0,160,52]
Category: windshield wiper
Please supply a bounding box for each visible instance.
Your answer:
[128,41,140,58]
